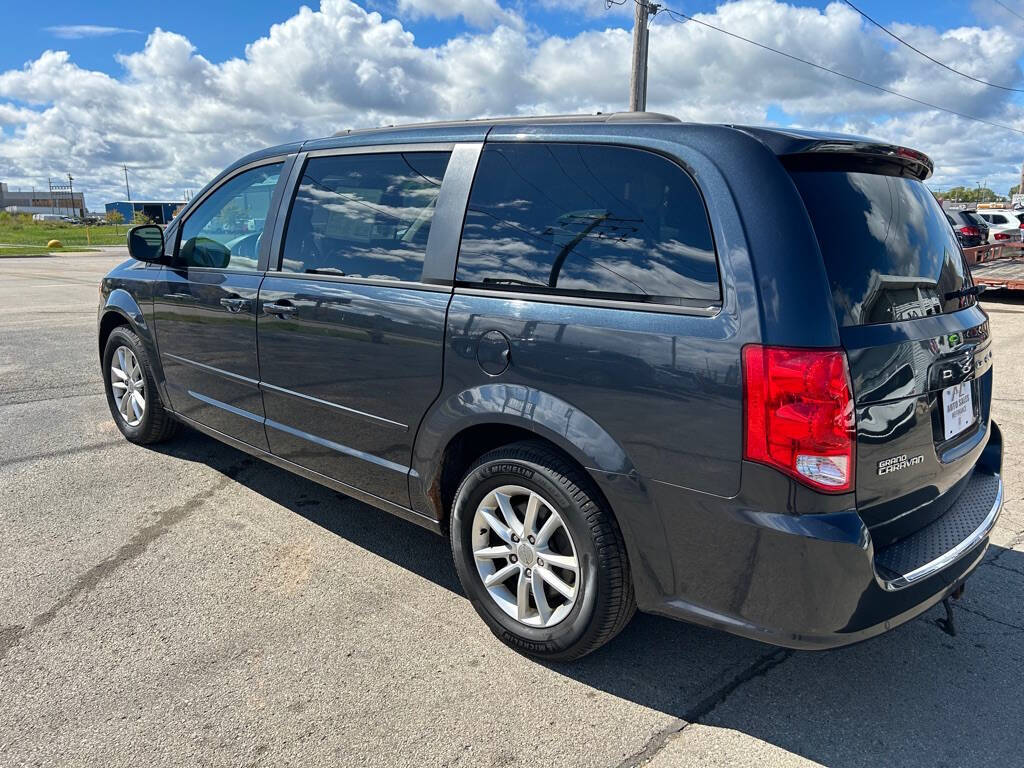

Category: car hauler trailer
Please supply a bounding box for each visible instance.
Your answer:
[966,243,1024,291]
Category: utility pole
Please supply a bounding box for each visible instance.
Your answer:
[67,173,75,218]
[629,1,659,112]
[123,164,131,201]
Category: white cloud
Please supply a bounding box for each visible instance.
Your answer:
[1,0,1023,207]
[396,0,523,29]
[46,25,141,39]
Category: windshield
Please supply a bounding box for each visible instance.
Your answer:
[790,171,975,327]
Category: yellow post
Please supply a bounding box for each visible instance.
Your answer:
[86,226,91,245]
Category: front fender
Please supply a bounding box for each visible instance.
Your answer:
[99,285,169,404]
[100,288,147,340]
[410,382,675,603]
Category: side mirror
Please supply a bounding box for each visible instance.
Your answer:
[127,225,165,262]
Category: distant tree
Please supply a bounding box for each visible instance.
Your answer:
[1010,184,1021,199]
[132,209,153,225]
[106,209,124,233]
[937,186,999,203]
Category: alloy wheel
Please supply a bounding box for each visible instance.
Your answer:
[471,484,580,628]
[110,345,146,427]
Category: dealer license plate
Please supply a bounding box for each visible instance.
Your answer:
[942,382,974,440]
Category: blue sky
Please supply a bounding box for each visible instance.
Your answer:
[1,1,1003,75]
[2,0,1024,204]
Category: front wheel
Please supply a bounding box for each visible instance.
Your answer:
[450,441,635,661]
[102,326,179,444]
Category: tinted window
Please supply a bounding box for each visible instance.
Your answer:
[179,163,282,270]
[456,143,718,304]
[978,213,1008,224]
[280,152,450,281]
[791,171,975,326]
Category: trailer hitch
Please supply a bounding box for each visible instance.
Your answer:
[936,583,966,637]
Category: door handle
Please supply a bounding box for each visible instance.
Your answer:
[263,301,297,316]
[219,297,250,313]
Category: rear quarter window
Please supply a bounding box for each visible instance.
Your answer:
[790,171,974,326]
[456,143,719,305]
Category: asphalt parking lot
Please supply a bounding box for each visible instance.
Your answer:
[1,250,1022,767]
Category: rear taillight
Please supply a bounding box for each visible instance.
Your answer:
[743,346,855,493]
[994,232,1010,240]
[959,226,980,237]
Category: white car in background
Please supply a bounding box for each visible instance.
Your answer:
[975,209,1022,244]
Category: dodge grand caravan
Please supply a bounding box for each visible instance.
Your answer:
[98,113,1003,660]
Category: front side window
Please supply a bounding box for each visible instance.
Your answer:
[456,143,719,304]
[279,151,451,282]
[179,163,283,270]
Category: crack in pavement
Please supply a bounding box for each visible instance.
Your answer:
[613,648,793,768]
[0,439,125,470]
[983,560,1024,578]
[0,389,104,408]
[954,603,1024,633]
[2,380,99,396]
[986,528,1024,567]
[0,458,252,664]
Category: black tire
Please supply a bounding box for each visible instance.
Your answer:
[102,326,179,444]
[450,441,635,661]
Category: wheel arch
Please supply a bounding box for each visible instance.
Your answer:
[410,383,674,605]
[98,306,132,358]
[99,288,169,404]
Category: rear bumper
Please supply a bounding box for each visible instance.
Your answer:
[640,421,1003,650]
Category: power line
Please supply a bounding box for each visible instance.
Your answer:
[842,0,1024,93]
[653,4,1024,137]
[993,0,1024,23]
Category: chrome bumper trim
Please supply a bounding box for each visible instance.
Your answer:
[881,475,1003,591]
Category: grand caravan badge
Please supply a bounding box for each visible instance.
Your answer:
[877,454,924,476]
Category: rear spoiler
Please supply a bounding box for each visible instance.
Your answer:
[732,126,934,181]
[779,141,934,181]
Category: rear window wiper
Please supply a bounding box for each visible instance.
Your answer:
[481,277,543,287]
[305,267,346,276]
[944,285,986,300]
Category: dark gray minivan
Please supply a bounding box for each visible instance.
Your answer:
[99,113,1003,659]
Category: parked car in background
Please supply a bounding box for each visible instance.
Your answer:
[97,115,1002,660]
[946,210,989,248]
[975,209,1022,244]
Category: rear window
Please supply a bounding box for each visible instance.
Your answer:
[790,171,975,326]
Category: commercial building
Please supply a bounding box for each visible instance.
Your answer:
[0,182,86,218]
[105,200,183,225]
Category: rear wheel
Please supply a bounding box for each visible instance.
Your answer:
[450,441,635,660]
[102,326,178,444]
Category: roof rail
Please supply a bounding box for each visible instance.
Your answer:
[332,111,681,137]
[604,111,680,123]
